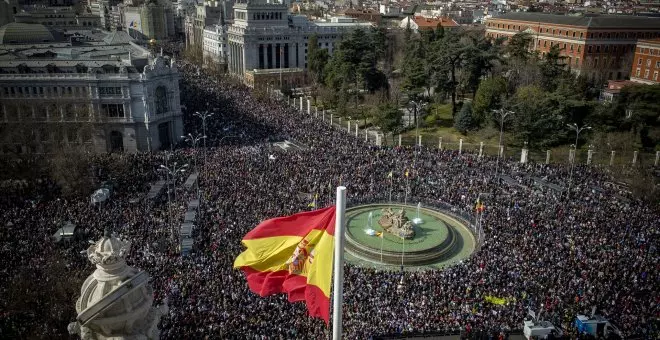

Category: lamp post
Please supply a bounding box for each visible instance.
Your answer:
[159,158,188,242]
[492,108,514,179]
[182,133,206,172]
[409,100,427,150]
[566,123,591,199]
[194,110,214,168]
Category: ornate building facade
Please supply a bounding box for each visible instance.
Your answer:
[227,0,373,88]
[0,27,183,154]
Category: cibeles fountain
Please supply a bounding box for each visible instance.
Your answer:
[68,230,168,340]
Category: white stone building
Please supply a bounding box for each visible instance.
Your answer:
[203,23,228,63]
[0,25,183,154]
[227,0,372,88]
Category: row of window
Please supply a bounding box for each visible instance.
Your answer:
[99,87,122,96]
[488,22,659,40]
[636,57,660,68]
[1,86,89,98]
[635,68,659,81]
[2,103,127,120]
[637,47,660,55]
[251,12,283,20]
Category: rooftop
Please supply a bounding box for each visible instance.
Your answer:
[492,12,660,28]
[0,23,57,44]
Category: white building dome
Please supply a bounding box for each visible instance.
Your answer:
[68,230,167,340]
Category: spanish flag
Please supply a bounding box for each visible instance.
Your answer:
[233,206,336,323]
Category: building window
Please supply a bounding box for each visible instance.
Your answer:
[570,44,574,51]
[654,71,659,81]
[99,87,122,96]
[596,45,600,53]
[588,46,592,53]
[580,32,584,39]
[638,58,642,65]
[102,104,125,118]
[155,86,168,114]
[647,59,652,67]
[656,61,660,68]
[636,68,641,77]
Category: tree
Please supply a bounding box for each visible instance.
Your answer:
[454,102,475,134]
[308,34,330,85]
[510,85,564,147]
[505,32,533,62]
[460,30,502,97]
[372,103,403,141]
[472,76,507,126]
[428,31,465,117]
[539,44,568,92]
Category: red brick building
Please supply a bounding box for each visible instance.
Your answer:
[630,38,660,84]
[485,13,660,81]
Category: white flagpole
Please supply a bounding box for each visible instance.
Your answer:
[332,186,347,340]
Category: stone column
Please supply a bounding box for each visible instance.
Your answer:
[546,150,551,164]
[479,142,484,158]
[520,147,529,164]
[347,120,351,132]
[610,151,615,166]
[587,148,594,165]
[398,134,402,147]
[569,149,575,164]
[365,129,368,142]
[307,99,311,115]
[315,107,318,118]
[438,137,442,150]
[418,135,422,147]
[330,114,333,125]
[459,138,463,154]
[300,97,303,112]
[355,125,358,138]
[655,151,659,167]
[632,151,638,165]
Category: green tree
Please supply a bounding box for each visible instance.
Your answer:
[472,76,507,125]
[539,44,568,92]
[510,85,564,147]
[308,34,330,85]
[454,102,475,133]
[505,32,533,61]
[460,31,502,98]
[428,31,464,117]
[372,103,403,141]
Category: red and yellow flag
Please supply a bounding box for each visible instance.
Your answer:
[233,206,336,323]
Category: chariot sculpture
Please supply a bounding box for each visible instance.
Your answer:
[378,208,415,240]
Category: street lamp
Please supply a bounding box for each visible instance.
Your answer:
[194,110,215,167]
[159,161,188,242]
[182,132,206,172]
[566,123,591,199]
[492,108,514,179]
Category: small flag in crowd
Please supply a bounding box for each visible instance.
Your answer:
[233,206,336,323]
[475,199,485,212]
[387,171,393,178]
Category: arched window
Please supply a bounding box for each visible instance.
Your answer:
[155,86,168,114]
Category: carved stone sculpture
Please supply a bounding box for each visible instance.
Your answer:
[378,208,415,240]
[68,230,167,340]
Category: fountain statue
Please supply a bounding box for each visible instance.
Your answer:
[378,208,415,240]
[68,230,168,340]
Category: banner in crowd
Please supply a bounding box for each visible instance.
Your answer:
[233,206,336,323]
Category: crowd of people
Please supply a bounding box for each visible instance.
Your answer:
[0,56,657,340]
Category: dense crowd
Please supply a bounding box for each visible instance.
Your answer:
[0,57,657,340]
